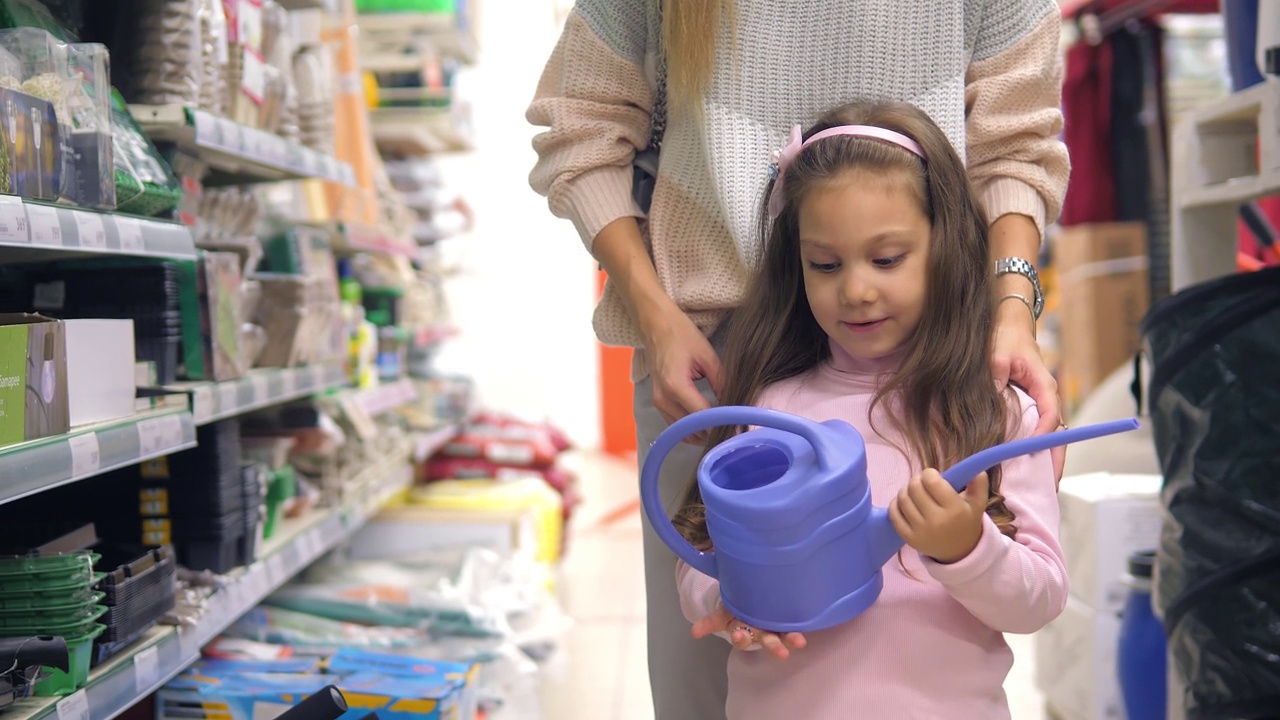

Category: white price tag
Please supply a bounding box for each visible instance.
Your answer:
[281,370,297,397]
[56,690,89,720]
[221,119,244,153]
[192,387,215,424]
[194,111,221,147]
[27,204,61,246]
[267,553,287,585]
[250,374,269,401]
[219,383,239,412]
[0,195,28,243]
[299,529,322,558]
[116,216,144,252]
[68,433,101,478]
[138,415,184,456]
[74,212,107,248]
[134,646,160,693]
[309,364,325,389]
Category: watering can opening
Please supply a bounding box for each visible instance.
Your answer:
[708,443,791,492]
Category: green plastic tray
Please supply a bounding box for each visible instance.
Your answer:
[0,587,100,611]
[0,590,103,615]
[34,623,106,696]
[0,569,101,595]
[0,552,98,577]
[0,595,106,627]
[0,604,106,636]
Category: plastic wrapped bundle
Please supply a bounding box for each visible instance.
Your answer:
[1145,266,1280,718]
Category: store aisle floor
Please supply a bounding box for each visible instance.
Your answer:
[541,452,1049,719]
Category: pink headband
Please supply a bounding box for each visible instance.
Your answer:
[766,124,925,222]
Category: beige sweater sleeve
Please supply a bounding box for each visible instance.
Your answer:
[966,9,1070,235]
[526,12,652,250]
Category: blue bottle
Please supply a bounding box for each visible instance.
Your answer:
[1117,550,1166,720]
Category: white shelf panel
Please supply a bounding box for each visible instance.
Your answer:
[0,200,196,262]
[0,410,196,508]
[166,363,349,426]
[129,105,356,188]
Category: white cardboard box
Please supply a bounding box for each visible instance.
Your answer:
[1036,594,1124,720]
[64,319,136,427]
[1058,473,1163,614]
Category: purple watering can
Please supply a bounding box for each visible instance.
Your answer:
[641,406,1139,633]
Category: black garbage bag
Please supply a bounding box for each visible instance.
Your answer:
[1140,265,1280,720]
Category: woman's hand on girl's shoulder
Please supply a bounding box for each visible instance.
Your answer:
[991,311,1065,483]
[691,604,807,660]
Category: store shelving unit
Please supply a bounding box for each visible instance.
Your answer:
[1170,80,1280,290]
[0,199,195,263]
[128,105,357,187]
[2,436,459,720]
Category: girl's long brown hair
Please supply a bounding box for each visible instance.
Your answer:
[672,100,1016,549]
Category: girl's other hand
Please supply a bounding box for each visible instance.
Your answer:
[691,605,807,660]
[889,470,988,564]
[991,307,1065,483]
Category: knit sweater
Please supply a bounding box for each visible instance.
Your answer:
[676,342,1068,719]
[527,0,1070,379]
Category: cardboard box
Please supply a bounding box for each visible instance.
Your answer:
[1053,223,1150,415]
[1058,473,1163,614]
[64,319,136,427]
[1035,594,1124,720]
[0,313,68,447]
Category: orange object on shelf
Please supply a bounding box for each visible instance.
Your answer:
[322,0,381,224]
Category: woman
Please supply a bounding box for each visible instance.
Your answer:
[527,1,1069,717]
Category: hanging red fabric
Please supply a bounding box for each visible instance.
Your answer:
[1060,36,1116,226]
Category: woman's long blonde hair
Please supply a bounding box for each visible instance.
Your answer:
[662,0,733,109]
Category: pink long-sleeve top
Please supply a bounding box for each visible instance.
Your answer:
[676,344,1067,719]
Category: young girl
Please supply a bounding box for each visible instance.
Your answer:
[671,100,1067,719]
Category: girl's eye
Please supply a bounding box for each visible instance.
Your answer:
[872,254,906,268]
[807,261,839,273]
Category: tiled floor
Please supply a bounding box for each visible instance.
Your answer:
[541,452,1049,719]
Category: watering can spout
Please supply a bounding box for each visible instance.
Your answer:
[866,506,907,569]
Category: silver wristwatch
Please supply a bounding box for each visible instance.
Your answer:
[994,257,1044,320]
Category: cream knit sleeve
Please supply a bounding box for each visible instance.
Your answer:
[526,7,653,251]
[965,3,1070,234]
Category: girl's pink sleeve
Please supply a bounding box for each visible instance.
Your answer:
[676,561,737,644]
[921,390,1068,634]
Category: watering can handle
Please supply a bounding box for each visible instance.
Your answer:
[939,418,1141,491]
[639,406,840,579]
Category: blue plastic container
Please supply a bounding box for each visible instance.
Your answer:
[1117,550,1167,720]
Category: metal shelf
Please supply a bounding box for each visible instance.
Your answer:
[0,199,196,263]
[0,409,196,508]
[165,363,349,426]
[5,441,442,720]
[129,105,355,188]
[351,379,418,419]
